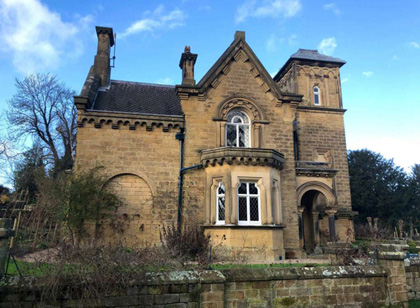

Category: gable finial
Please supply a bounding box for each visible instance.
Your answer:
[235,31,245,41]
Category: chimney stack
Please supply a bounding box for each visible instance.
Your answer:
[94,26,114,87]
[179,46,198,85]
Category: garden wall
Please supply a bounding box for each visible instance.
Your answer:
[406,263,420,300]
[0,264,409,308]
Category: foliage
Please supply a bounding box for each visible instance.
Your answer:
[35,167,122,245]
[348,149,418,229]
[4,243,185,305]
[161,223,211,265]
[407,240,419,254]
[6,73,77,175]
[13,144,46,204]
[0,184,11,205]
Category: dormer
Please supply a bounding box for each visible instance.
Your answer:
[273,49,345,109]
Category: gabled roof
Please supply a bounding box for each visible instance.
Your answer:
[191,32,286,101]
[90,80,183,116]
[274,49,346,81]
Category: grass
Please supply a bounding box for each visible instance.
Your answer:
[5,260,50,277]
[409,299,420,308]
[210,263,326,270]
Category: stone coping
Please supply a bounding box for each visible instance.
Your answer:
[200,147,284,170]
[1,266,388,291]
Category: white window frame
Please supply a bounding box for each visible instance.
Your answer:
[313,86,321,106]
[237,182,261,226]
[225,110,251,148]
[216,182,226,225]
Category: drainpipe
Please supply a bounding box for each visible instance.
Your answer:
[175,130,202,232]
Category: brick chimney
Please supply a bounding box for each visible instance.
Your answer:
[179,46,198,85]
[94,26,114,87]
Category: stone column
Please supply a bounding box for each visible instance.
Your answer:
[298,206,305,249]
[326,210,337,242]
[312,210,320,245]
[223,175,231,224]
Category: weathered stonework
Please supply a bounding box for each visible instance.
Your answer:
[0,265,410,307]
[74,28,356,260]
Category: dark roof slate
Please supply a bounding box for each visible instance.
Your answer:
[290,49,345,65]
[91,80,183,116]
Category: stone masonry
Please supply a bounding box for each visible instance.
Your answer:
[74,27,356,260]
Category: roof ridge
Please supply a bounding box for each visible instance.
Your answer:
[110,80,176,88]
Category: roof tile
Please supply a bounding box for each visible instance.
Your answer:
[91,80,183,116]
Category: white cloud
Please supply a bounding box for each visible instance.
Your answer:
[266,33,297,52]
[121,6,187,37]
[235,0,301,24]
[266,34,284,52]
[362,71,374,77]
[157,77,174,85]
[408,42,420,48]
[0,0,92,74]
[318,37,337,55]
[341,78,349,83]
[288,34,298,46]
[323,3,341,16]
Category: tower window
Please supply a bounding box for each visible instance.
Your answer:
[313,86,321,106]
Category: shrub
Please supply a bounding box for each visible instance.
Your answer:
[161,223,210,265]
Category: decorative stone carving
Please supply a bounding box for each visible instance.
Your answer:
[200,147,284,170]
[77,112,184,132]
[295,161,337,178]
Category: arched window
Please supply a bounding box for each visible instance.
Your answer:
[216,182,225,224]
[313,86,321,106]
[238,182,260,225]
[226,110,250,147]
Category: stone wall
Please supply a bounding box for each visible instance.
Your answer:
[0,265,409,308]
[75,121,181,246]
[406,263,420,300]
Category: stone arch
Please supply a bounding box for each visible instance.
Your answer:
[215,96,268,122]
[297,181,337,209]
[105,171,156,197]
[104,173,154,216]
[99,173,158,247]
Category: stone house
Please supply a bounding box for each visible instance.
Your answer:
[74,26,356,261]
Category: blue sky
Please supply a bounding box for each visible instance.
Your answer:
[0,0,419,178]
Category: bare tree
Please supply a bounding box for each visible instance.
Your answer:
[6,74,76,172]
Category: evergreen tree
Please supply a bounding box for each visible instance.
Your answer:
[348,149,409,227]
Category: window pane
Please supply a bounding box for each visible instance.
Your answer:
[239,197,247,221]
[226,125,237,146]
[314,94,319,105]
[218,183,225,194]
[218,197,225,221]
[228,110,246,122]
[314,87,319,93]
[232,116,243,124]
[249,183,258,194]
[238,183,247,194]
[250,197,259,221]
[238,125,250,147]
